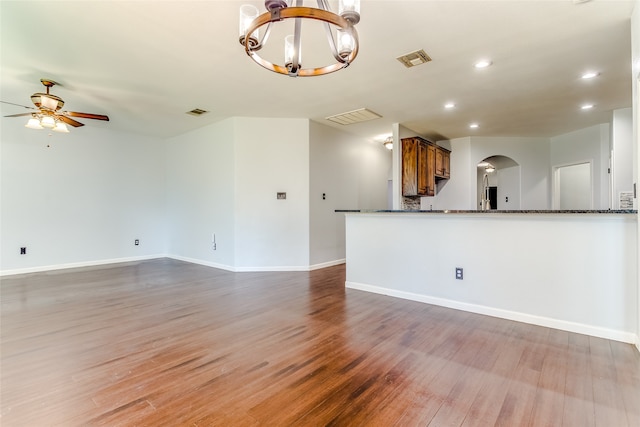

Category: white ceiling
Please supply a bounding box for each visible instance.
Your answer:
[0,0,635,143]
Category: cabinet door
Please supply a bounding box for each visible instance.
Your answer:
[417,142,429,195]
[402,138,418,196]
[443,150,450,178]
[435,148,444,176]
[426,144,436,196]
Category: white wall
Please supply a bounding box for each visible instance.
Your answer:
[551,124,610,209]
[1,124,166,273]
[415,136,550,210]
[345,213,638,344]
[309,121,391,267]
[612,108,634,208]
[165,119,236,269]
[233,117,310,270]
[632,0,640,351]
[470,137,550,209]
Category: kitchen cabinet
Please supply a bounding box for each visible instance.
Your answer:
[435,146,450,179]
[402,137,450,197]
[402,137,434,196]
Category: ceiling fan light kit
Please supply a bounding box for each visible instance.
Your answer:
[25,116,44,130]
[3,78,109,134]
[239,0,360,77]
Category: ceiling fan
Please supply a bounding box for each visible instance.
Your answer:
[1,78,109,132]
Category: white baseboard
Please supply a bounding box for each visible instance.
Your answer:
[309,259,345,271]
[0,254,167,277]
[167,255,236,272]
[346,281,638,345]
[169,255,345,272]
[1,256,347,277]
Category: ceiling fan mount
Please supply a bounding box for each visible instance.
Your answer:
[31,79,65,111]
[1,78,109,130]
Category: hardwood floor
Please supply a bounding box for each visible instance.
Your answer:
[1,258,639,426]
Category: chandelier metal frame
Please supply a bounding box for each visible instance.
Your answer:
[240,0,360,77]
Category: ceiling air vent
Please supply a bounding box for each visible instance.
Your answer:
[325,108,382,125]
[186,108,209,116]
[397,49,432,68]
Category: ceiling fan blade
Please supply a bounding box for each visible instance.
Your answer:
[64,111,109,121]
[1,100,34,110]
[4,112,35,118]
[58,115,84,127]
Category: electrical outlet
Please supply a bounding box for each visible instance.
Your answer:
[455,267,463,280]
[134,239,140,246]
[277,192,286,200]
[20,247,26,255]
[212,233,217,251]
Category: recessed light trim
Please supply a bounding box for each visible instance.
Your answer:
[474,60,492,69]
[581,104,594,110]
[581,71,599,79]
[469,123,479,129]
[444,102,456,109]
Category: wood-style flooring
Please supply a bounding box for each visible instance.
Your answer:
[1,258,639,426]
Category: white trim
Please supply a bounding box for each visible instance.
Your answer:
[0,254,166,277]
[168,255,345,272]
[1,255,346,277]
[235,258,345,272]
[308,258,345,271]
[346,281,638,344]
[167,255,237,272]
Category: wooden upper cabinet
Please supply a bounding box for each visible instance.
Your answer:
[435,146,450,179]
[402,138,419,196]
[402,137,435,197]
[402,137,450,197]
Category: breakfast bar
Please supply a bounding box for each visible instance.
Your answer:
[338,209,638,343]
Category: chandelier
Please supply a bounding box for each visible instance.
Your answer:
[239,0,360,77]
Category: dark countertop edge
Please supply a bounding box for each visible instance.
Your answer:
[335,209,638,214]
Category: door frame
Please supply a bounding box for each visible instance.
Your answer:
[552,160,594,210]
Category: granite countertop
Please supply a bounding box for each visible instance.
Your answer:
[336,209,637,214]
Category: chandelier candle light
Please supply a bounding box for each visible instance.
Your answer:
[239,0,360,77]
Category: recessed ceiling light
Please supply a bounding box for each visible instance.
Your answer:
[469,123,479,129]
[581,104,595,110]
[474,60,492,69]
[581,71,599,79]
[444,102,456,109]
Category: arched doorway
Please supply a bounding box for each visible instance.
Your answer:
[476,155,521,210]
